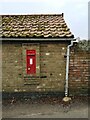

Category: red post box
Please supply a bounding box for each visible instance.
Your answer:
[26,50,36,74]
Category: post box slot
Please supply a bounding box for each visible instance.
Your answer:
[30,58,33,65]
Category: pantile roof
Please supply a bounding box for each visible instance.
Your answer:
[0,14,74,38]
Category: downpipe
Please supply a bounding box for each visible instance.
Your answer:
[64,38,80,98]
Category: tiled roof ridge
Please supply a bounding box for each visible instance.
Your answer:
[2,13,64,16]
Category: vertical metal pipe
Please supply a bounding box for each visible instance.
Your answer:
[65,39,79,97]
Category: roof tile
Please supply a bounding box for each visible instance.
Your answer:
[1,14,74,38]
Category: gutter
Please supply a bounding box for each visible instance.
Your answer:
[65,37,80,97]
[0,37,73,41]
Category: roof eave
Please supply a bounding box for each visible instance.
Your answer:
[0,37,74,41]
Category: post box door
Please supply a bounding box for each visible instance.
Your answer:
[26,50,36,74]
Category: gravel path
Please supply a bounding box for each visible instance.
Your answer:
[2,97,89,118]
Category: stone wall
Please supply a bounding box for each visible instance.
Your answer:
[2,41,67,93]
[2,41,89,95]
[39,43,67,92]
[2,42,23,92]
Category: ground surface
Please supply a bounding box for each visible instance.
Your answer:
[2,96,89,118]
